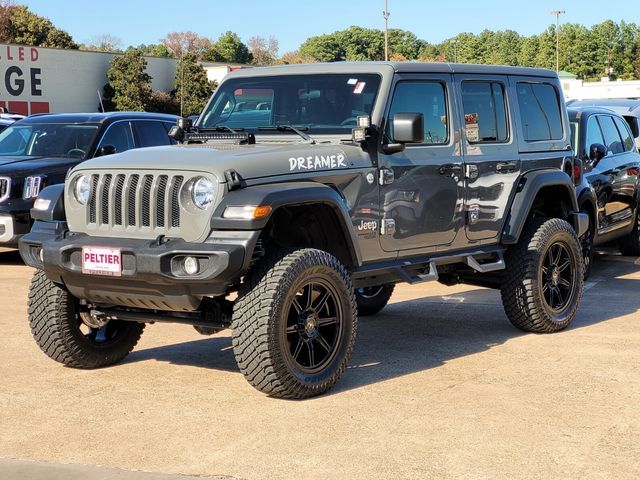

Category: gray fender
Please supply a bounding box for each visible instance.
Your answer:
[501,169,585,244]
[211,182,362,265]
[30,184,65,222]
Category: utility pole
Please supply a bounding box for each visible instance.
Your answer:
[383,0,390,61]
[549,10,565,72]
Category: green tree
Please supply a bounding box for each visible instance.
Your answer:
[175,52,216,116]
[136,43,172,57]
[106,48,152,111]
[0,4,77,48]
[214,31,252,64]
[299,34,343,62]
[387,29,426,60]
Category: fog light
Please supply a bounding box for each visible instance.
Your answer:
[183,256,199,275]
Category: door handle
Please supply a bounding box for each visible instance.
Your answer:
[438,164,463,176]
[496,161,518,173]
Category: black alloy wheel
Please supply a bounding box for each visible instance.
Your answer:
[541,242,577,313]
[284,280,342,373]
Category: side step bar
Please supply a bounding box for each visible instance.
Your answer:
[353,249,506,287]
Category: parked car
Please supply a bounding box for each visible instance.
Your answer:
[0,111,26,133]
[0,112,178,246]
[568,99,640,150]
[22,62,587,398]
[569,105,640,277]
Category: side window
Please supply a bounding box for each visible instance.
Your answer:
[598,116,624,155]
[461,81,508,143]
[613,116,634,152]
[516,82,563,141]
[387,81,448,145]
[133,121,172,148]
[98,122,134,154]
[585,116,605,152]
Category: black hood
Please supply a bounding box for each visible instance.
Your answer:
[0,155,82,177]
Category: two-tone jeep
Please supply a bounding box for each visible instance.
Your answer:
[21,62,588,398]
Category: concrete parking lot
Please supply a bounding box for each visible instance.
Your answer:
[1,248,639,480]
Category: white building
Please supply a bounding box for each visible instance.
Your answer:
[0,43,240,115]
[559,71,640,101]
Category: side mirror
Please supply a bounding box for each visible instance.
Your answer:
[96,144,116,157]
[383,113,424,154]
[589,143,607,164]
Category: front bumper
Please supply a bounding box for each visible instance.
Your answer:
[0,212,31,245]
[19,221,260,311]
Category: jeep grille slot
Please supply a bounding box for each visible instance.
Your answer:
[0,178,10,202]
[85,173,184,232]
[170,176,183,228]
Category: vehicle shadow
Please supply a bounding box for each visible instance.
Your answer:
[126,256,640,392]
[0,249,23,265]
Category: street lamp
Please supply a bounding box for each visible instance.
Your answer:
[549,10,565,72]
[383,0,390,61]
[451,40,458,63]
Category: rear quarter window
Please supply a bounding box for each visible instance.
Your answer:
[516,82,563,141]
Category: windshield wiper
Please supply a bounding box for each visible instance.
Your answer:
[258,124,315,144]
[199,125,244,134]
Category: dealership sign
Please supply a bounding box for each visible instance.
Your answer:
[0,45,49,115]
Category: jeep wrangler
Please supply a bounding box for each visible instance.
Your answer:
[20,62,588,398]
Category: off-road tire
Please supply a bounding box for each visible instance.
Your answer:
[501,217,583,333]
[618,209,640,256]
[232,248,357,399]
[355,284,395,316]
[28,270,144,368]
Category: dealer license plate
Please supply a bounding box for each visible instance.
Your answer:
[81,247,122,276]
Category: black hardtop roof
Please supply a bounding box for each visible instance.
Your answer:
[226,61,558,79]
[23,111,179,124]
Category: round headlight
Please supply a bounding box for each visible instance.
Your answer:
[74,175,92,205]
[191,177,215,209]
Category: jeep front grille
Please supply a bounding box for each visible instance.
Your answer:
[0,177,10,202]
[87,173,184,230]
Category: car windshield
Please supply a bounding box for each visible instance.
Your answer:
[199,74,382,134]
[570,121,579,156]
[0,123,100,158]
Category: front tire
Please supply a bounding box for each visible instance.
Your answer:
[501,217,584,333]
[232,249,357,399]
[619,208,640,256]
[28,270,144,368]
[355,284,395,316]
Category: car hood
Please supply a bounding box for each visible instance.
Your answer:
[0,155,83,175]
[69,143,371,182]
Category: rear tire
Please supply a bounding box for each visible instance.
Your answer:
[232,248,357,399]
[28,270,144,368]
[355,284,395,316]
[501,217,583,333]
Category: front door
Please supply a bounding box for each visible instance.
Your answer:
[379,74,464,253]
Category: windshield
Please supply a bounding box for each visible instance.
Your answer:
[569,121,579,156]
[199,74,382,134]
[0,123,100,158]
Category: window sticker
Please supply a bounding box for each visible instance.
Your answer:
[465,113,479,142]
[353,82,366,94]
[347,78,358,85]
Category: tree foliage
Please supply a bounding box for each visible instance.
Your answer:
[249,35,279,65]
[174,52,216,116]
[214,31,253,64]
[161,31,211,58]
[81,34,123,53]
[0,2,77,48]
[105,48,152,111]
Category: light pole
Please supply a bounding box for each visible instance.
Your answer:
[549,10,565,72]
[383,0,390,61]
[451,40,458,63]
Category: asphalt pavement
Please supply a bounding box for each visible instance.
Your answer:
[0,249,639,479]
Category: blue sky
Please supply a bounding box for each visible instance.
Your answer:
[21,0,640,54]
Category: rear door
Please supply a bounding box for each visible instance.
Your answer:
[453,74,519,241]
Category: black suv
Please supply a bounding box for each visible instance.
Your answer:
[21,63,587,398]
[0,112,178,246]
[569,106,640,277]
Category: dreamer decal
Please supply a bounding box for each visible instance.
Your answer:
[288,152,347,171]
